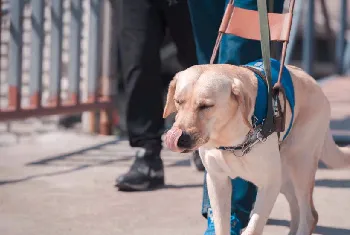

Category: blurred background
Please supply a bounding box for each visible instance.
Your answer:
[0,1,349,235]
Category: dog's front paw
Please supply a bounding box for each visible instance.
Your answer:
[241,231,255,235]
[241,228,258,235]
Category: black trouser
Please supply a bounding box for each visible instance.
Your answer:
[118,0,197,154]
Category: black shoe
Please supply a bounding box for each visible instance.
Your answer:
[115,149,164,191]
[191,150,205,172]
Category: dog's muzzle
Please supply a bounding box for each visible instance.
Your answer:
[165,128,194,152]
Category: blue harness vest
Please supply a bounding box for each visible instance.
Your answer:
[245,59,295,140]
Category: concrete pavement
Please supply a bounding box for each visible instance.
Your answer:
[0,131,350,235]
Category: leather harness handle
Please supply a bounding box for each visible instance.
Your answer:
[274,0,296,90]
[210,0,234,64]
[210,0,296,76]
[273,0,295,134]
[257,0,275,136]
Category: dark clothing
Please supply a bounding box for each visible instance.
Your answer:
[118,0,197,154]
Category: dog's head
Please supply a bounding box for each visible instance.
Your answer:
[163,65,254,153]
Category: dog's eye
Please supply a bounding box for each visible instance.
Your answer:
[175,99,183,105]
[198,104,214,110]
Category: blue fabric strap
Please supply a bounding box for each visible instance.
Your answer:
[246,58,295,139]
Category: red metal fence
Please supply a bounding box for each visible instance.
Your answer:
[0,0,116,135]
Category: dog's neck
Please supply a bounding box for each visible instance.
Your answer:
[205,113,251,148]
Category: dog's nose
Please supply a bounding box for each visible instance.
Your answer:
[177,132,192,149]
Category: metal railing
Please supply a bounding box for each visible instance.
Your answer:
[0,0,116,135]
[286,0,349,76]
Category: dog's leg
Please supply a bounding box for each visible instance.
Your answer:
[281,180,300,235]
[287,158,319,235]
[206,172,232,235]
[242,154,282,235]
[242,183,281,235]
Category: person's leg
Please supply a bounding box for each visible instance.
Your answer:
[161,0,198,68]
[187,0,227,65]
[188,0,257,224]
[161,0,207,172]
[115,0,166,191]
[218,0,286,219]
[187,0,286,231]
[218,0,286,227]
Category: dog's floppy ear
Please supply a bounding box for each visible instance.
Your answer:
[163,76,177,118]
[232,79,253,130]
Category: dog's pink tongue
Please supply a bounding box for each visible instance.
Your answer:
[165,128,183,152]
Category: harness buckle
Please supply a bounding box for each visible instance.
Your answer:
[272,87,286,133]
[252,116,259,128]
[257,130,267,142]
[240,127,265,155]
[242,145,252,155]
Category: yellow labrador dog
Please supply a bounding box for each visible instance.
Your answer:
[163,64,350,235]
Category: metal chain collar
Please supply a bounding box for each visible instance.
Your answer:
[217,117,267,157]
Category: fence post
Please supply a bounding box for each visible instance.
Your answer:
[30,0,45,108]
[302,0,314,75]
[285,0,304,65]
[87,0,101,133]
[336,0,347,75]
[319,0,335,57]
[0,0,2,62]
[49,0,63,106]
[69,0,82,104]
[0,0,2,105]
[344,42,350,74]
[99,0,116,135]
[8,0,24,110]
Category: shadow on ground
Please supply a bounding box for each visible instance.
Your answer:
[267,218,350,235]
[164,183,203,189]
[0,140,133,186]
[330,116,350,132]
[0,139,199,187]
[0,165,91,186]
[315,179,350,188]
[115,183,203,193]
[27,140,120,165]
